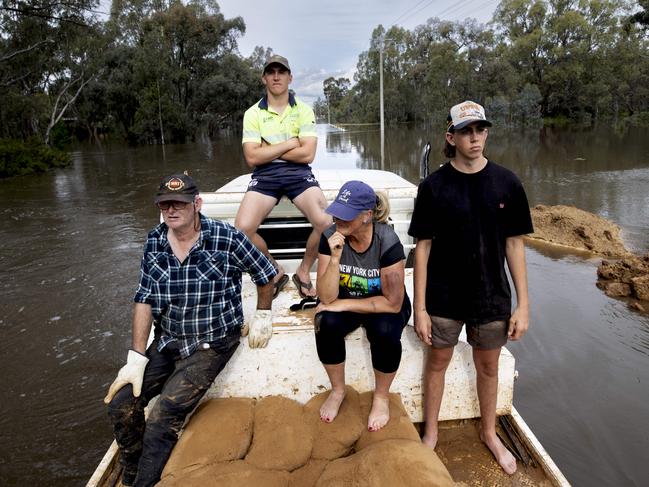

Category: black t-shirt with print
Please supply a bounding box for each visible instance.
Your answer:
[319,222,405,299]
[408,160,533,323]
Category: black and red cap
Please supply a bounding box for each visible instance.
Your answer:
[154,173,199,204]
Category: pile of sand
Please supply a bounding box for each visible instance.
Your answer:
[597,253,649,306]
[528,205,629,257]
[158,389,453,487]
[528,205,649,310]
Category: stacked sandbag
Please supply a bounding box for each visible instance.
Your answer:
[288,459,329,487]
[244,395,313,471]
[157,460,290,487]
[155,389,454,487]
[354,391,421,451]
[315,438,454,487]
[161,397,255,479]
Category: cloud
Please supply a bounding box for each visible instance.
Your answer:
[291,66,358,106]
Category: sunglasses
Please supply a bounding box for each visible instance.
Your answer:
[156,201,191,211]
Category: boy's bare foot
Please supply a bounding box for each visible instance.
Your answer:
[421,432,438,450]
[480,430,517,475]
[320,389,345,423]
[367,394,390,431]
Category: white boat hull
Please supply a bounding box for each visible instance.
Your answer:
[88,169,569,487]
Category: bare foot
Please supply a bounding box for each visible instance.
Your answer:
[480,430,517,475]
[421,432,438,450]
[367,394,390,431]
[320,389,345,423]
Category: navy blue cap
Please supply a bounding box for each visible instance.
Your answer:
[325,180,376,221]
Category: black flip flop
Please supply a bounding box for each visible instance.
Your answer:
[273,274,289,299]
[290,297,319,311]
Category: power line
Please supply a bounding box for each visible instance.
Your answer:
[432,0,483,22]
[391,0,439,28]
[389,0,437,27]
[440,0,500,22]
[389,0,498,30]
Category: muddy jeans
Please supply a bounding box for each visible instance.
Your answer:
[107,330,240,487]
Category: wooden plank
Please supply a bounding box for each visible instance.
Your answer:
[510,407,572,486]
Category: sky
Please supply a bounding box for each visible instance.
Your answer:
[216,0,500,104]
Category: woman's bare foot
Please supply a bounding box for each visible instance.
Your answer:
[480,430,517,475]
[367,394,390,432]
[320,389,346,423]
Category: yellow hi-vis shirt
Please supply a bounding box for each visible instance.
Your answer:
[242,93,317,147]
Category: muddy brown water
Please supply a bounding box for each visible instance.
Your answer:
[1,125,648,486]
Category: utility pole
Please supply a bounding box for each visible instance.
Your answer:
[379,36,385,170]
[157,79,165,146]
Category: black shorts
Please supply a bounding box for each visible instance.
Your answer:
[248,162,320,201]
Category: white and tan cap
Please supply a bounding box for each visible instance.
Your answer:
[447,100,492,132]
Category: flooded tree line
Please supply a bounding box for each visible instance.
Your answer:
[0,0,268,148]
[316,0,649,128]
[0,0,649,177]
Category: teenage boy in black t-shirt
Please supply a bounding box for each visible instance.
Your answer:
[408,101,533,475]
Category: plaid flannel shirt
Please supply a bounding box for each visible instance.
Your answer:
[134,214,276,358]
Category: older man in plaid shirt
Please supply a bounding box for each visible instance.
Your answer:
[104,173,276,487]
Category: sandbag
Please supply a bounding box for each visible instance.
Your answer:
[288,459,329,487]
[354,391,420,451]
[304,385,364,460]
[244,395,313,471]
[161,397,254,478]
[158,459,290,487]
[315,439,454,487]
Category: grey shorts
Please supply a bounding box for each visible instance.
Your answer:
[430,315,508,350]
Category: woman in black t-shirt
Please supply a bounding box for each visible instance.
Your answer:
[314,180,411,432]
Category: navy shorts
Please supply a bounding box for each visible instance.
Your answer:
[248,162,320,201]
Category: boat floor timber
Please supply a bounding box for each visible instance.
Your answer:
[434,414,559,487]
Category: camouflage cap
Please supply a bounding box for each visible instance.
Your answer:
[263,54,291,73]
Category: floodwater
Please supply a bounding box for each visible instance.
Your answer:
[0,124,648,486]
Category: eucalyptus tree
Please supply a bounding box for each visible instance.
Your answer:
[104,0,261,143]
[630,0,649,26]
[0,0,103,145]
[492,0,644,123]
[323,76,351,123]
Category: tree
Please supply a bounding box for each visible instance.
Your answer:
[630,0,649,26]
[323,77,350,123]
[0,0,104,145]
[100,0,260,143]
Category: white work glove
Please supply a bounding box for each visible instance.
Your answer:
[103,350,149,404]
[248,309,273,348]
